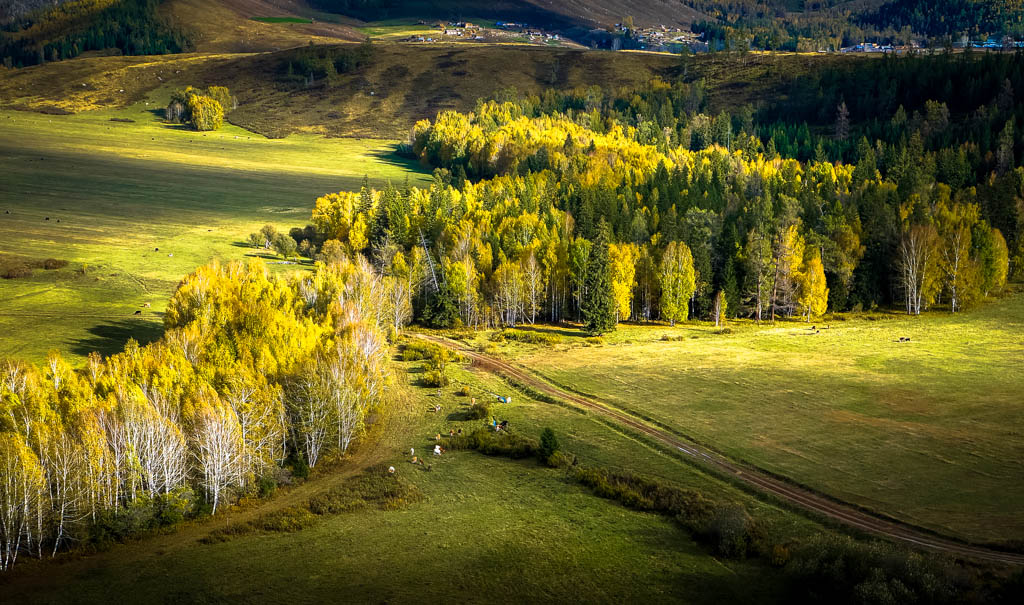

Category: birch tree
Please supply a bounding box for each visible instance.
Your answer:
[192,400,243,514]
[659,241,696,326]
[0,434,44,571]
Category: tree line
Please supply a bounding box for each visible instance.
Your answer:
[0,258,399,570]
[686,0,1024,51]
[0,0,191,69]
[285,82,1014,335]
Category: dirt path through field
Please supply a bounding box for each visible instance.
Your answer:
[420,334,1024,566]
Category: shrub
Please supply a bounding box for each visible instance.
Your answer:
[783,535,962,604]
[402,347,426,361]
[701,504,757,558]
[287,451,310,480]
[457,385,471,396]
[0,262,31,279]
[423,368,449,387]
[442,428,537,459]
[154,487,194,527]
[585,336,604,345]
[187,94,224,131]
[42,258,67,270]
[538,427,559,462]
[490,328,561,345]
[571,467,715,522]
[258,475,277,498]
[545,450,575,468]
[467,400,491,420]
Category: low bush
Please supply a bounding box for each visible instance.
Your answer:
[286,451,310,480]
[783,535,964,604]
[457,385,471,396]
[442,428,536,459]
[584,336,604,346]
[401,341,432,361]
[423,368,449,387]
[0,262,32,279]
[153,488,195,528]
[490,328,561,345]
[42,258,68,270]
[467,400,491,419]
[698,504,759,558]
[660,334,686,341]
[257,475,278,498]
[545,450,575,468]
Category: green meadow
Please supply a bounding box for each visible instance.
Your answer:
[0,106,428,363]
[476,296,1024,546]
[0,363,792,603]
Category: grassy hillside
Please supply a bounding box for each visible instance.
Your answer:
[0,104,428,363]
[0,361,802,602]
[161,0,365,53]
[0,43,848,139]
[473,295,1024,545]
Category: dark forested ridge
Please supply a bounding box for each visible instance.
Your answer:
[0,0,191,68]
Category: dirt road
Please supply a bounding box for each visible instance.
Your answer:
[420,334,1024,566]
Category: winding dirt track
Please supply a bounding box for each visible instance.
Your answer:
[420,334,1024,566]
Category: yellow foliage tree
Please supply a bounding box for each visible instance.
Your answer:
[797,251,829,321]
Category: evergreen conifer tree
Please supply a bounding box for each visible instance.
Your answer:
[582,219,616,335]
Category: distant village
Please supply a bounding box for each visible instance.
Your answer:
[403,20,565,46]
[402,18,1024,56]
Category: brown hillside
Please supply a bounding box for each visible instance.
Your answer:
[0,43,847,139]
[163,0,365,52]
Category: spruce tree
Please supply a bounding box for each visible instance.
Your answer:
[582,220,616,335]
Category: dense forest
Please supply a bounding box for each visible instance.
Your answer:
[0,259,396,570]
[0,0,190,68]
[690,0,1024,51]
[259,52,1019,334]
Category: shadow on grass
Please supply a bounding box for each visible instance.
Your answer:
[366,146,427,176]
[70,319,164,358]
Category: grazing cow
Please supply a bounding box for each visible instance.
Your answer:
[154,247,159,251]
[134,310,142,315]
[45,217,49,221]
[144,303,151,308]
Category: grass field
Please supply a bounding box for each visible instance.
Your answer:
[474,296,1024,545]
[0,360,793,603]
[356,19,442,40]
[0,105,428,363]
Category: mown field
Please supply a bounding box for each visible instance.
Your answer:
[0,360,795,604]
[0,105,428,363]
[475,295,1024,546]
